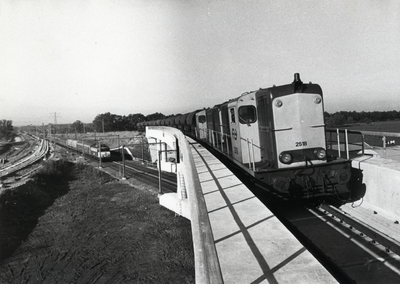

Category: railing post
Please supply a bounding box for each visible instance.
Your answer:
[345,129,349,159]
[336,129,341,158]
[141,136,144,163]
[213,131,216,147]
[382,136,386,158]
[98,141,102,169]
[227,134,230,156]
[246,138,251,168]
[158,149,163,196]
[164,142,168,161]
[251,139,256,171]
[121,145,126,180]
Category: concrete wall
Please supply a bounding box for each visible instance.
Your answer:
[352,156,400,217]
[146,126,223,283]
[146,135,177,173]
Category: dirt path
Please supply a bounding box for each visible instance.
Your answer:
[0,162,194,283]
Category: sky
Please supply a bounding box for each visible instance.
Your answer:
[1,0,400,126]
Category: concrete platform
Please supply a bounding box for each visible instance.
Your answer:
[372,145,400,161]
[188,138,338,283]
[352,155,400,217]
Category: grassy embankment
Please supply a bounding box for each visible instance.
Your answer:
[0,160,76,260]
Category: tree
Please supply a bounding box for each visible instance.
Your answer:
[92,112,129,132]
[93,112,113,132]
[71,120,84,133]
[346,116,354,125]
[145,112,165,122]
[125,113,146,130]
[0,119,13,139]
[327,113,346,127]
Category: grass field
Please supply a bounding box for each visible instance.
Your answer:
[339,120,400,147]
[342,120,400,133]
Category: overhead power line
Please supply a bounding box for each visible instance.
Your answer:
[49,112,61,125]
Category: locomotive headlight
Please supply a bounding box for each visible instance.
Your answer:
[275,99,283,108]
[279,152,293,164]
[314,148,326,159]
[314,96,322,104]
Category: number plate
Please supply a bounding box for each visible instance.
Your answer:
[295,141,308,147]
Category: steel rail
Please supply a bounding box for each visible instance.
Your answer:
[111,161,177,187]
[320,203,400,256]
[0,139,49,176]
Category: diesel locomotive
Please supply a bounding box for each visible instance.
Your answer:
[139,74,363,200]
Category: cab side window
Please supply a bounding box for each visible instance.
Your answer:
[238,106,257,124]
[198,115,206,124]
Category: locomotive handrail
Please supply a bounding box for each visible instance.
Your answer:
[273,127,293,131]
[326,128,365,159]
[326,129,400,158]
[239,137,262,149]
[310,124,325,128]
[196,126,263,171]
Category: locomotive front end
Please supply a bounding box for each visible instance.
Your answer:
[272,76,326,169]
[256,74,352,198]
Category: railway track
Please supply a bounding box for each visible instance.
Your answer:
[105,160,177,193]
[318,203,400,258]
[262,198,400,283]
[0,137,49,180]
[49,140,177,193]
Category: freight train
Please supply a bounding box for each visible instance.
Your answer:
[52,136,111,161]
[138,74,363,200]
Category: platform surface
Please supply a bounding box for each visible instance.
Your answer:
[188,138,338,283]
[370,145,400,161]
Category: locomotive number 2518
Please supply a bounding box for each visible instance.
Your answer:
[295,141,308,147]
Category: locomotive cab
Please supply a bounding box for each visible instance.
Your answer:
[228,92,262,167]
[195,110,207,140]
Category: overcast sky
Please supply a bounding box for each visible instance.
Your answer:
[1,0,400,126]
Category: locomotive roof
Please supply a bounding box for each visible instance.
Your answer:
[258,82,322,96]
[257,74,323,98]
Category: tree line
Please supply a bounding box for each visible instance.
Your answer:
[0,120,14,140]
[325,110,400,127]
[69,112,168,133]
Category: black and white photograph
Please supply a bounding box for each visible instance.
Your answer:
[1,1,400,283]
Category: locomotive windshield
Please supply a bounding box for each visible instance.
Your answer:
[238,106,257,124]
